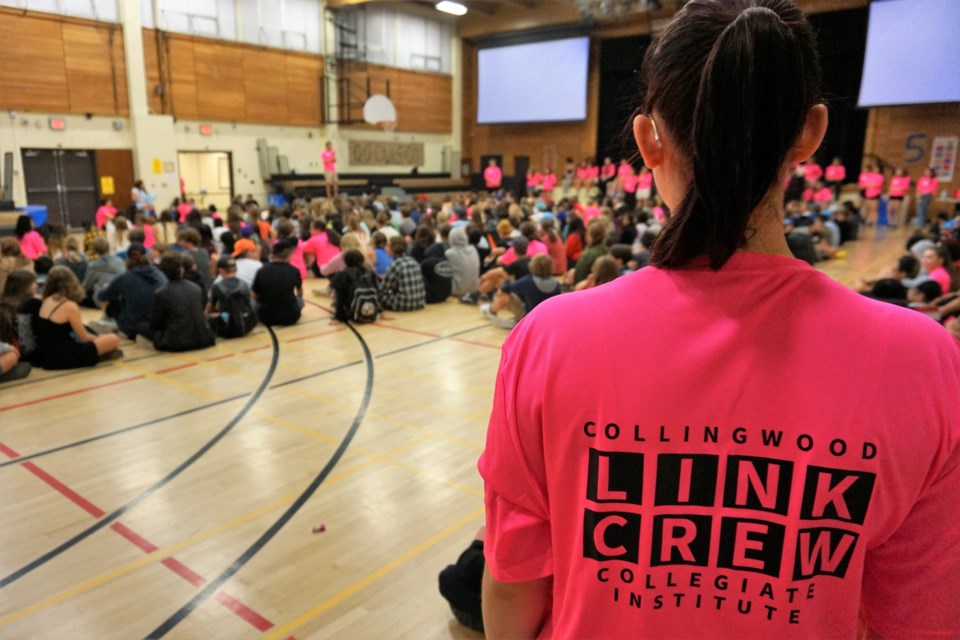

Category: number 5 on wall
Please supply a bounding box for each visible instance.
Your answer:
[905,133,928,164]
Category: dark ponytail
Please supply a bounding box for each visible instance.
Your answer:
[641,0,821,269]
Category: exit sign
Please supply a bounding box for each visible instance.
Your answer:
[49,117,66,130]
[199,124,213,136]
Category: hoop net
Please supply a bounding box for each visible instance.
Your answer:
[378,120,397,132]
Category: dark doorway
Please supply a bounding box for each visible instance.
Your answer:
[597,35,652,167]
[21,149,99,228]
[513,155,530,198]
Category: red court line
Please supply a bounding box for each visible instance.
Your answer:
[371,324,438,338]
[1,444,281,633]
[155,362,198,375]
[242,345,271,353]
[19,461,106,518]
[207,354,236,363]
[0,375,145,413]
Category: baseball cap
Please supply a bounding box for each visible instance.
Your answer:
[233,238,257,257]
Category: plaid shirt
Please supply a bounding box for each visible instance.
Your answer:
[380,256,425,311]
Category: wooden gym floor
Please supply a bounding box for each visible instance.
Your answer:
[0,227,909,639]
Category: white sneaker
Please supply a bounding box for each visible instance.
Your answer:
[90,318,119,335]
[480,303,495,319]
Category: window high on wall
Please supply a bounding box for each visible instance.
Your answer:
[0,0,119,22]
[339,6,453,74]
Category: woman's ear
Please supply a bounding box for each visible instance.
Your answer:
[791,104,828,164]
[634,114,663,169]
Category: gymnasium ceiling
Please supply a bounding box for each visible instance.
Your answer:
[325,0,870,39]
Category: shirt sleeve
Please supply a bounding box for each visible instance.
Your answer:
[478,327,553,583]
[860,332,960,638]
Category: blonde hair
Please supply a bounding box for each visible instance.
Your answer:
[340,232,362,252]
[42,266,85,302]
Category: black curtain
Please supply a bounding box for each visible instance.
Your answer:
[595,8,869,177]
[807,8,870,179]
[596,35,652,165]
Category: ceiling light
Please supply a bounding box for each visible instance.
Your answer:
[436,1,467,16]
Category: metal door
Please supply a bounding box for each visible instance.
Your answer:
[21,149,99,228]
[21,149,63,226]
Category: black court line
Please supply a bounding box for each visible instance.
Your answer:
[146,320,376,638]
[0,395,246,469]
[0,327,280,590]
[375,324,490,359]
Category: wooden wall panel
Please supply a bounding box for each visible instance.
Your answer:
[461,40,600,174]
[193,41,245,121]
[0,12,70,112]
[142,28,164,115]
[168,37,199,119]
[243,48,289,124]
[341,64,452,134]
[286,55,324,126]
[62,23,126,115]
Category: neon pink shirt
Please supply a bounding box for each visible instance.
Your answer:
[542,173,557,191]
[95,205,117,230]
[303,232,340,267]
[322,149,336,172]
[587,166,600,180]
[802,187,814,202]
[623,175,639,193]
[177,203,193,222]
[480,252,960,640]
[601,164,616,180]
[803,163,823,182]
[501,239,549,266]
[18,230,47,260]
[825,165,845,182]
[889,176,911,197]
[652,205,665,222]
[618,164,634,179]
[484,166,503,189]
[638,173,653,190]
[928,266,952,295]
[528,173,542,188]
[576,166,590,180]
[859,172,884,199]
[141,224,156,249]
[584,206,601,224]
[813,187,833,204]
[917,176,939,195]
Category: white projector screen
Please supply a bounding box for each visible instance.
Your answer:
[858,0,960,107]
[477,37,589,124]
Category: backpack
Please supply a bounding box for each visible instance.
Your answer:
[215,283,258,338]
[349,272,381,324]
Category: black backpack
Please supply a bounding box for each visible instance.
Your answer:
[215,283,258,338]
[349,272,381,324]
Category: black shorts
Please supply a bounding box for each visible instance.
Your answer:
[890,195,904,201]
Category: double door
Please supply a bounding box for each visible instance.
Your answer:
[21,149,99,228]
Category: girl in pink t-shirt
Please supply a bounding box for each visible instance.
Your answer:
[858,164,884,225]
[541,170,557,194]
[803,159,823,183]
[637,167,654,199]
[886,167,911,227]
[95,199,117,230]
[15,215,47,261]
[824,157,846,200]
[915,167,939,228]
[484,160,503,191]
[921,246,957,295]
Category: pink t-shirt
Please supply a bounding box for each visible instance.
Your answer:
[141,224,156,249]
[500,239,549,266]
[622,175,639,193]
[824,165,845,183]
[576,166,590,180]
[303,233,340,268]
[584,206,601,224]
[528,173,542,188]
[889,176,911,197]
[802,187,814,203]
[803,163,823,183]
[917,176,939,196]
[485,166,503,189]
[322,149,336,173]
[813,187,833,204]
[95,205,117,230]
[601,164,617,180]
[480,252,960,640]
[638,173,653,191]
[177,203,193,222]
[928,266,952,295]
[618,164,634,179]
[19,230,47,260]
[587,166,600,180]
[858,172,884,199]
[542,173,558,192]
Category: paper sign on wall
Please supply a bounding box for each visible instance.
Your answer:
[931,136,957,182]
[100,176,115,195]
[152,158,163,174]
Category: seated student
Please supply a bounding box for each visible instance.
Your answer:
[206,256,257,338]
[379,235,425,312]
[0,318,30,382]
[252,238,303,326]
[147,253,216,352]
[94,243,167,338]
[446,226,480,298]
[1,270,40,364]
[319,232,364,277]
[15,215,47,261]
[95,198,117,230]
[571,221,610,285]
[421,252,454,304]
[472,236,533,303]
[481,254,560,330]
[227,238,264,287]
[0,237,33,294]
[574,255,621,291]
[35,266,121,369]
[908,280,942,309]
[82,237,125,306]
[107,215,131,255]
[371,231,393,278]
[55,236,88,282]
[302,221,340,277]
[176,227,212,291]
[330,249,379,323]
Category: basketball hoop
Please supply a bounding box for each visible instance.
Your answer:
[364,94,398,130]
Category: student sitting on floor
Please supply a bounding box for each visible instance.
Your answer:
[481,254,559,330]
[0,297,30,382]
[35,266,121,369]
[252,238,303,327]
[147,253,216,352]
[94,243,167,338]
[0,270,40,364]
[207,256,257,338]
[379,235,426,312]
[82,237,124,307]
[330,249,380,323]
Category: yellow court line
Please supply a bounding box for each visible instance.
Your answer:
[115,361,221,401]
[263,505,485,640]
